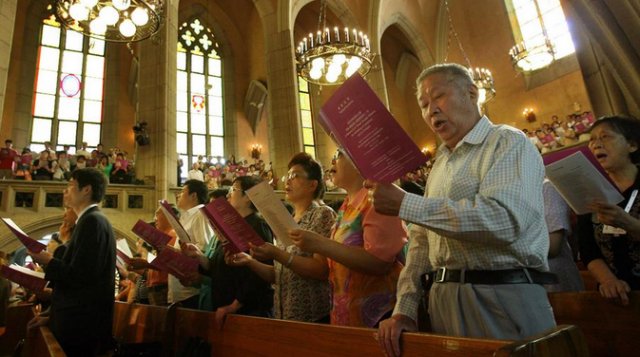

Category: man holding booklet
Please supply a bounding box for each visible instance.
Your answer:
[367,63,556,356]
[28,167,116,357]
[168,179,214,309]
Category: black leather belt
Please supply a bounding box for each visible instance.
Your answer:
[422,268,558,287]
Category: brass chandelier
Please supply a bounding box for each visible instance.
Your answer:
[54,0,164,42]
[508,0,555,72]
[295,0,375,86]
[443,0,495,105]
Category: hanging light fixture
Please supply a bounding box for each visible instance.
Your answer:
[443,0,495,105]
[295,0,375,86]
[54,0,164,42]
[509,0,555,72]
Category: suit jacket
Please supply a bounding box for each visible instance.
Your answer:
[45,206,116,350]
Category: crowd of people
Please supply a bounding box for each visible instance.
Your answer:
[0,141,133,184]
[521,111,596,153]
[0,64,638,357]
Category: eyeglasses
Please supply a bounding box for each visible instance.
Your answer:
[228,186,243,194]
[281,170,308,183]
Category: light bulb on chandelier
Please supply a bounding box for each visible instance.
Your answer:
[54,0,164,43]
[442,0,495,105]
[295,0,375,86]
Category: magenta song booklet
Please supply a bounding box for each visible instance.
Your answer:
[1,218,47,253]
[318,74,427,183]
[131,220,172,249]
[201,198,265,254]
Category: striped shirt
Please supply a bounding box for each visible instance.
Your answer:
[393,116,549,320]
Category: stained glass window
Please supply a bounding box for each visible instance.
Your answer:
[298,77,316,158]
[31,16,105,153]
[177,18,224,181]
[509,0,575,70]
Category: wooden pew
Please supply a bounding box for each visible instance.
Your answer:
[0,304,65,357]
[112,302,591,356]
[548,291,640,357]
[22,324,66,357]
[0,304,34,355]
[494,324,588,356]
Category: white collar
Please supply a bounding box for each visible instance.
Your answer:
[75,203,99,224]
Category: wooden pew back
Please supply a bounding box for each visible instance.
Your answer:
[173,307,510,356]
[494,324,589,357]
[0,304,33,355]
[548,291,640,357]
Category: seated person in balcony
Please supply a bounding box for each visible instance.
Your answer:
[96,155,112,178]
[74,155,87,170]
[188,162,204,182]
[75,142,90,160]
[0,139,19,179]
[53,151,71,181]
[32,150,54,180]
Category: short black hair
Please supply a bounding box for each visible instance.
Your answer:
[183,179,208,204]
[288,152,325,199]
[233,175,262,211]
[209,187,229,201]
[590,115,640,163]
[71,167,107,203]
[5,139,12,144]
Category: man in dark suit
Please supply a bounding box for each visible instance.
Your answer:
[29,168,116,356]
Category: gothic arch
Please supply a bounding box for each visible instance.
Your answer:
[379,12,434,67]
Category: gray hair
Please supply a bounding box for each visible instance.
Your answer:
[415,63,475,98]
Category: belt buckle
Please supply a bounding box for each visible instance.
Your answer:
[435,267,447,283]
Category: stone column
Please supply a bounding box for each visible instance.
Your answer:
[264,29,301,185]
[0,0,17,129]
[136,0,179,200]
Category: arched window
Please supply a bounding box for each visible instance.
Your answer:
[508,0,575,69]
[176,18,223,179]
[32,15,105,154]
[298,77,316,158]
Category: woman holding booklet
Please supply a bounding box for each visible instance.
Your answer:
[186,176,274,326]
[576,115,640,305]
[231,153,336,323]
[287,148,407,327]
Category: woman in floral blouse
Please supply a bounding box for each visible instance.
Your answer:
[289,149,407,327]
[232,152,336,322]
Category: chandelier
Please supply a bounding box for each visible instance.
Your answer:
[54,0,164,42]
[295,0,375,86]
[509,0,555,72]
[443,0,495,105]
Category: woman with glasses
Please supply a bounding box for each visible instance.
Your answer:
[231,152,336,323]
[288,149,408,327]
[185,175,274,326]
[576,115,640,305]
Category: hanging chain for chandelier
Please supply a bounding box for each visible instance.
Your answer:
[508,0,555,72]
[443,0,495,105]
[295,0,375,86]
[53,0,164,43]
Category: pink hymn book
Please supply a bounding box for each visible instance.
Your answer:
[201,198,265,254]
[1,218,47,253]
[131,219,172,249]
[318,73,427,184]
[0,264,47,291]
